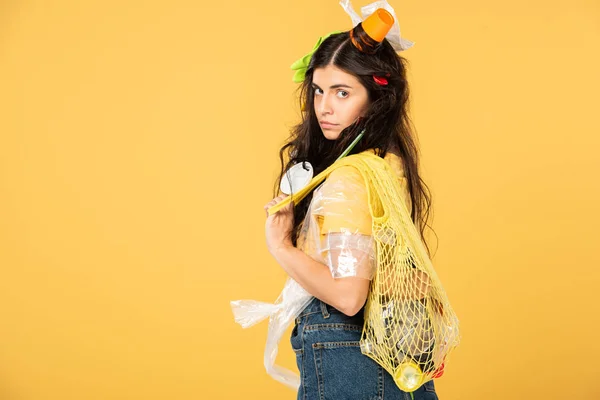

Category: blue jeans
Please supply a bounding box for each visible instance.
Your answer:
[290,298,439,400]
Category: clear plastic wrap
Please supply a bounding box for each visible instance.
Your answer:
[230,277,312,389]
[298,165,377,280]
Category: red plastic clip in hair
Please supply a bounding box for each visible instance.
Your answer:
[373,73,391,86]
[373,75,388,85]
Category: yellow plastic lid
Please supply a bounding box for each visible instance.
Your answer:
[393,361,424,392]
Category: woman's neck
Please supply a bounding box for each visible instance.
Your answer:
[388,146,401,157]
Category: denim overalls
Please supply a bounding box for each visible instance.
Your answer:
[290,297,439,400]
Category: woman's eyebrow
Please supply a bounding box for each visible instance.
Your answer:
[311,83,353,89]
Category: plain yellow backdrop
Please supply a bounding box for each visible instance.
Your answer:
[1,0,599,399]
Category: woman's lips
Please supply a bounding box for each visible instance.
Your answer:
[319,121,339,129]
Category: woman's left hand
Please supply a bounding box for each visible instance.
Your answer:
[264,194,295,254]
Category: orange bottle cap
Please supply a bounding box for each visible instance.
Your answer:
[362,8,394,43]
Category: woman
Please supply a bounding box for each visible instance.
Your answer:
[263,4,440,400]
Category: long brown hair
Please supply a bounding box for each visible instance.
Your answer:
[274,26,436,257]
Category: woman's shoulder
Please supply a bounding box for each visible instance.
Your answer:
[323,164,366,193]
[328,163,363,179]
[320,147,405,190]
[352,148,406,178]
[317,164,367,200]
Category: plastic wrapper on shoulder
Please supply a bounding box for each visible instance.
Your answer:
[298,165,378,280]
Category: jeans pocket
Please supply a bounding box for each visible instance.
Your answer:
[423,379,436,392]
[312,341,381,400]
[290,322,303,352]
[417,379,439,400]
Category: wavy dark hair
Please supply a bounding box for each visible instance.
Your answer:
[274,24,436,257]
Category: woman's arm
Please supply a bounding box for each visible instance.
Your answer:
[270,245,370,316]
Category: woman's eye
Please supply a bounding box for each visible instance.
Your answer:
[336,90,349,98]
[314,88,323,95]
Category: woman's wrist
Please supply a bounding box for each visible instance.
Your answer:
[268,241,295,258]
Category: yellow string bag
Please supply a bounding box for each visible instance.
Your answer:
[269,150,460,392]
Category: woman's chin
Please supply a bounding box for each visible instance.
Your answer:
[322,130,341,140]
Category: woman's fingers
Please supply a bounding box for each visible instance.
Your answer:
[264,195,291,215]
[264,195,289,208]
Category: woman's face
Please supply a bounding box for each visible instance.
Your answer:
[312,65,369,140]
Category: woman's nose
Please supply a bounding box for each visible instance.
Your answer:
[317,95,333,115]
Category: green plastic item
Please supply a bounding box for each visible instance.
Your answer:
[290,30,342,83]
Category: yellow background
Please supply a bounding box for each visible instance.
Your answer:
[1,0,599,399]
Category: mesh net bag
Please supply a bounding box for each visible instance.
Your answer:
[232,150,460,392]
[334,151,460,391]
